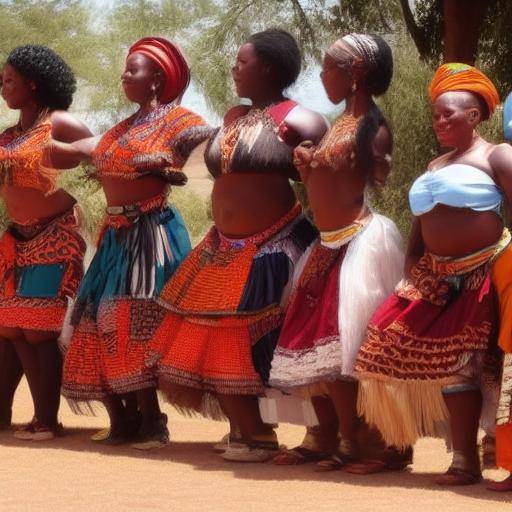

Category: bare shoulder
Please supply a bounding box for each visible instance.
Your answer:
[489,143,512,174]
[427,151,452,171]
[50,110,93,143]
[284,104,329,145]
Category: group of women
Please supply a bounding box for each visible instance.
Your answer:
[0,27,511,492]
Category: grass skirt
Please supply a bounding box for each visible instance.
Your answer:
[356,233,509,449]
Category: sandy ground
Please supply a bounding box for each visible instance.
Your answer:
[0,380,510,512]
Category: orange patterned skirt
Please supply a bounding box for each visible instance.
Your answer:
[0,207,85,333]
[152,205,316,418]
[62,201,191,409]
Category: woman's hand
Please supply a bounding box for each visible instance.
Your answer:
[293,142,315,182]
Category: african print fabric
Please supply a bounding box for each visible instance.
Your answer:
[356,230,510,449]
[0,119,59,195]
[151,205,317,419]
[0,206,85,332]
[269,213,403,395]
[61,197,191,408]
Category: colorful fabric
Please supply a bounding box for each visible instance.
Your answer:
[205,100,298,178]
[269,213,404,394]
[355,231,510,449]
[152,206,317,419]
[428,63,500,114]
[92,102,210,182]
[310,112,359,172]
[61,199,191,406]
[327,33,380,72]
[128,37,190,103]
[0,119,59,195]
[0,207,85,332]
[492,244,512,471]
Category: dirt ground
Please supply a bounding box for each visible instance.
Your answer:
[0,379,510,512]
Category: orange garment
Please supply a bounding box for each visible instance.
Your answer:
[0,120,59,195]
[491,244,512,471]
[91,103,207,180]
[429,63,500,115]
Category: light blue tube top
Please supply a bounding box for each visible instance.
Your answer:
[409,164,502,216]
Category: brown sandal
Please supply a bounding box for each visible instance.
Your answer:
[346,446,413,475]
[435,467,482,486]
[273,446,330,465]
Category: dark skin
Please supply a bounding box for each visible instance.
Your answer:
[54,53,169,207]
[294,52,392,231]
[0,62,92,429]
[211,42,327,238]
[214,41,327,446]
[406,92,512,275]
[290,48,393,469]
[404,91,512,486]
[52,51,191,441]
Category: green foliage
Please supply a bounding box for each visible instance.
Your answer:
[370,34,436,236]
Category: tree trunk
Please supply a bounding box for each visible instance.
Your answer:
[442,0,492,64]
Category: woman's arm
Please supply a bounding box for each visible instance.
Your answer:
[490,143,512,213]
[46,110,94,169]
[405,218,424,278]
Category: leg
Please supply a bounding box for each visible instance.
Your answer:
[9,335,40,418]
[217,394,278,462]
[131,388,169,450]
[0,340,24,427]
[23,331,62,428]
[327,379,359,458]
[273,396,339,465]
[436,387,482,485]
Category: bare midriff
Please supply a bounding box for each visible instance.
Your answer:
[420,205,503,257]
[2,185,76,224]
[306,165,367,232]
[212,173,296,238]
[101,175,168,207]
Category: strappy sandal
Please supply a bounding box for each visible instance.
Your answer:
[435,467,482,486]
[314,451,354,472]
[346,446,413,475]
[273,446,330,465]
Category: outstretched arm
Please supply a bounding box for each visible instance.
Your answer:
[46,110,94,169]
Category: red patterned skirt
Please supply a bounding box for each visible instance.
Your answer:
[0,207,85,333]
[152,205,316,418]
[355,237,508,448]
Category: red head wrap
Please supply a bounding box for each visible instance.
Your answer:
[428,63,499,115]
[128,37,190,103]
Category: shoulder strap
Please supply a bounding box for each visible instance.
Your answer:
[268,100,298,125]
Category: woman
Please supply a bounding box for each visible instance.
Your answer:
[60,37,211,448]
[356,63,512,485]
[150,28,328,462]
[268,34,407,471]
[0,45,91,439]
